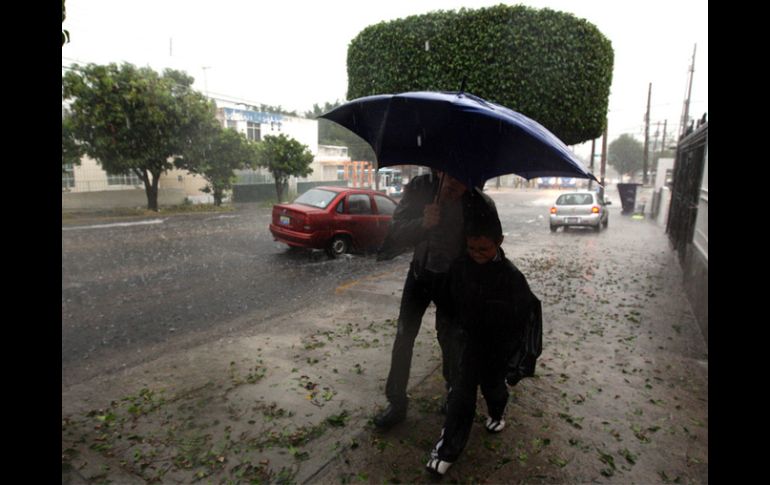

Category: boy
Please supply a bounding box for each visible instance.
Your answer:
[426,205,541,476]
[374,172,498,429]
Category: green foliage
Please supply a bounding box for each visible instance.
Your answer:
[62,62,217,210]
[175,126,257,206]
[346,4,613,145]
[254,134,314,202]
[608,134,644,180]
[62,0,69,46]
[306,101,376,161]
[62,113,84,170]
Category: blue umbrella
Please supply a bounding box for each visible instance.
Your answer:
[319,91,599,189]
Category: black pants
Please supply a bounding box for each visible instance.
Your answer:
[384,265,460,407]
[433,342,510,462]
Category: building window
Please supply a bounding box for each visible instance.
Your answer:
[226,120,238,130]
[107,171,143,186]
[247,122,261,141]
[62,163,75,190]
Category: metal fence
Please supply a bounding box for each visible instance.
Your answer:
[666,122,708,263]
[62,178,145,193]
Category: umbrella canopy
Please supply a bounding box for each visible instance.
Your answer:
[320,91,599,189]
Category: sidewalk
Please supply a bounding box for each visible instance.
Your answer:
[309,206,708,484]
[62,200,708,484]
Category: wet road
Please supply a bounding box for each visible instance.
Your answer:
[62,205,401,387]
[61,189,606,387]
[62,187,709,484]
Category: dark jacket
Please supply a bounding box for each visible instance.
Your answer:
[442,248,542,383]
[376,174,498,277]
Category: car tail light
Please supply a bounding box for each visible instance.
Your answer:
[591,206,600,214]
[303,214,312,231]
[550,207,557,214]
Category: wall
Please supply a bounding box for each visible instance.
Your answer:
[219,107,325,183]
[232,183,286,203]
[159,168,209,197]
[65,106,324,207]
[63,188,187,210]
[654,158,675,190]
[683,244,708,343]
[311,145,351,184]
[233,181,347,203]
[65,156,206,197]
[66,156,143,193]
[653,187,672,226]
[297,180,347,193]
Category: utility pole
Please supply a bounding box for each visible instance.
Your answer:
[653,121,661,153]
[588,138,596,190]
[661,120,668,153]
[679,44,696,138]
[643,82,651,185]
[600,120,608,192]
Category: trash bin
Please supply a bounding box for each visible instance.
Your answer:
[616,183,640,214]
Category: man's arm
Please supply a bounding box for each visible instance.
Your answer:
[376,176,434,260]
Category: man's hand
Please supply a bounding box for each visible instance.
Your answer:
[422,203,441,229]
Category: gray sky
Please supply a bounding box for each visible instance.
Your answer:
[62,0,707,159]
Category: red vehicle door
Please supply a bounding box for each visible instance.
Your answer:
[336,193,379,250]
[372,194,397,244]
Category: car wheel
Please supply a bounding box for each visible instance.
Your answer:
[326,235,351,257]
[603,217,609,228]
[550,225,557,232]
[593,222,601,232]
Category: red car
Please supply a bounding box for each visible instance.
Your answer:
[269,186,399,256]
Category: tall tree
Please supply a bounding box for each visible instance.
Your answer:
[347,4,613,145]
[62,63,216,210]
[62,113,84,171]
[608,134,644,181]
[253,134,314,202]
[175,126,257,206]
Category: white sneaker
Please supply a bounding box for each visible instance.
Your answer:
[485,417,506,433]
[426,457,453,476]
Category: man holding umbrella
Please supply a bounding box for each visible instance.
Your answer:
[373,170,498,429]
[320,90,593,429]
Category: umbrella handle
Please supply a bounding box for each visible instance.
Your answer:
[434,172,445,204]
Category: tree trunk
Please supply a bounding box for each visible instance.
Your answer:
[143,169,160,211]
[275,178,284,203]
[213,187,223,206]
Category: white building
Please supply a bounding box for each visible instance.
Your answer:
[63,103,342,208]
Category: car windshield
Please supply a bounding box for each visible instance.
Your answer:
[556,194,594,205]
[294,189,337,209]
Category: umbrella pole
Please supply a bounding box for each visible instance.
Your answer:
[434,172,445,204]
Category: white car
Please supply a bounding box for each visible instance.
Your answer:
[549,191,610,232]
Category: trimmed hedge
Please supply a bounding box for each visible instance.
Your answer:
[347,4,613,145]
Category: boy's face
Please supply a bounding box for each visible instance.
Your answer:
[466,235,502,264]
